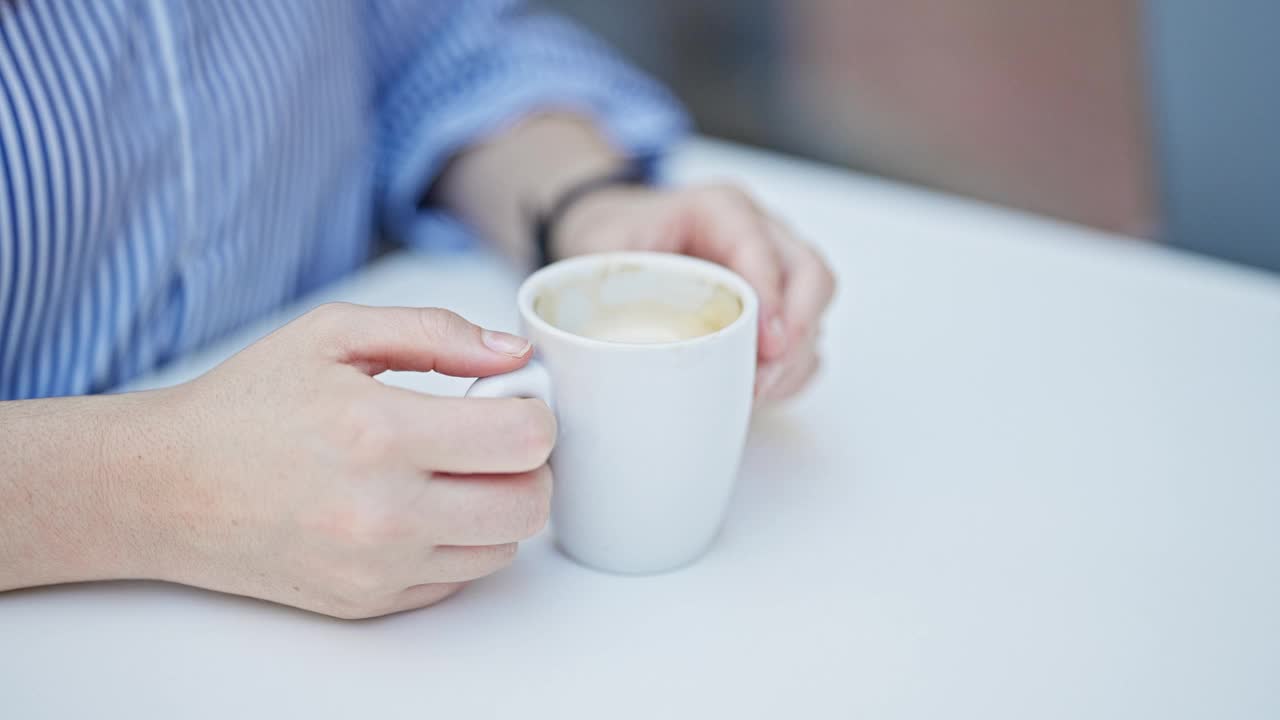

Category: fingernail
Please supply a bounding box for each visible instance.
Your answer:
[481,329,531,357]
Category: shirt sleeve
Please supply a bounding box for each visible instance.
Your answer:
[364,0,691,251]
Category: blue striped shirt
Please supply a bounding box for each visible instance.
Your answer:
[0,0,686,400]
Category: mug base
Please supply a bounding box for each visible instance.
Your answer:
[554,536,719,576]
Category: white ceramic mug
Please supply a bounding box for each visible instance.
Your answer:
[467,252,758,574]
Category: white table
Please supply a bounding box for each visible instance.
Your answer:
[4,139,1280,719]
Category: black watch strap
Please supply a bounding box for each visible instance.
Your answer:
[532,160,650,268]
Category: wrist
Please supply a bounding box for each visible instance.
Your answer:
[0,389,191,589]
[547,184,647,261]
[89,387,197,582]
[434,112,624,265]
[516,115,625,214]
[536,164,651,265]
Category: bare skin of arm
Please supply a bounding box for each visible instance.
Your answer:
[0,391,180,590]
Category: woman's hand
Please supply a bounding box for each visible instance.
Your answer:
[553,183,836,403]
[161,304,557,618]
[432,111,835,401]
[0,304,556,620]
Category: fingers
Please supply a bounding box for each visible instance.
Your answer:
[769,217,836,345]
[424,543,519,583]
[380,582,468,615]
[295,303,532,377]
[769,351,821,403]
[682,186,788,359]
[425,465,553,546]
[756,331,821,403]
[549,182,832,367]
[750,215,832,398]
[378,388,556,474]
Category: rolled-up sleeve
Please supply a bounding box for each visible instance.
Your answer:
[364,0,691,251]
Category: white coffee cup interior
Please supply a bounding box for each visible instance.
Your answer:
[531,263,743,345]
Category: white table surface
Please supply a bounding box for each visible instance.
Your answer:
[4,138,1280,719]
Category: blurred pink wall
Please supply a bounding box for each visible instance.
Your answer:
[781,0,1156,236]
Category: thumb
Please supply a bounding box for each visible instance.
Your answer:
[301,303,532,377]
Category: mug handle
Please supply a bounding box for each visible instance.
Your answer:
[465,359,555,410]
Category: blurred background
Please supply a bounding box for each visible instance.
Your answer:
[547,0,1280,273]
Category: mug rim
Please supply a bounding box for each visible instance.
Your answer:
[517,251,760,352]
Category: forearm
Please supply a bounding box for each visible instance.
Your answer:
[0,390,179,590]
[432,112,622,266]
